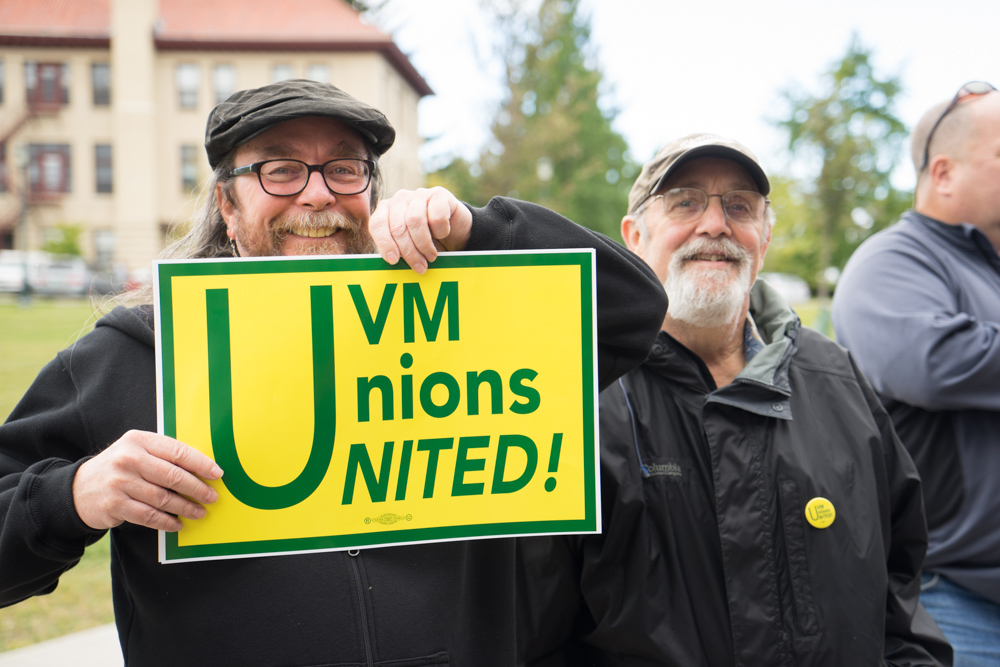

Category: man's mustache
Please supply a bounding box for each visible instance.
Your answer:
[270,210,365,236]
[675,236,751,265]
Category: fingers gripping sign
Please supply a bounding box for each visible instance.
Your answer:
[73,430,224,532]
[370,187,473,274]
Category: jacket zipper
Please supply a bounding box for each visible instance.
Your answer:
[349,549,375,667]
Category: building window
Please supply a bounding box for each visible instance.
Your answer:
[176,64,200,109]
[181,145,199,191]
[28,144,71,195]
[25,62,70,109]
[271,64,294,83]
[92,63,111,106]
[213,64,237,104]
[306,64,330,84]
[95,144,112,193]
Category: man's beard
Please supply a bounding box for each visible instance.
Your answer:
[234,209,377,257]
[662,236,754,328]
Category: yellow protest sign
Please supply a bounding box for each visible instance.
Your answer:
[154,251,598,562]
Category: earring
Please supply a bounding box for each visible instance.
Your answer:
[230,238,240,258]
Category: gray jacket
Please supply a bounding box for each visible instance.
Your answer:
[833,210,1000,605]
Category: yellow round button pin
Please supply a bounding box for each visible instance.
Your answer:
[805,497,836,529]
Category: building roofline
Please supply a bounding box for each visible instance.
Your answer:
[154,37,433,96]
[0,34,432,98]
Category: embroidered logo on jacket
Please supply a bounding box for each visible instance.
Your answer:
[647,461,683,478]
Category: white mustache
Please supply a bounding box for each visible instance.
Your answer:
[675,236,751,264]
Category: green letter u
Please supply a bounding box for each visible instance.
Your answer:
[206,286,336,510]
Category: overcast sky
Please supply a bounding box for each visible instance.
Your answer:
[376,0,998,190]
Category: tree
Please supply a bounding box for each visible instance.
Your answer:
[41,223,83,256]
[429,0,636,239]
[762,176,818,278]
[771,36,910,298]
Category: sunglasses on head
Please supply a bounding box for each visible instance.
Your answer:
[919,81,996,172]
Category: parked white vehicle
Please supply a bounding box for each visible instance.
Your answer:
[0,250,47,293]
[0,250,105,296]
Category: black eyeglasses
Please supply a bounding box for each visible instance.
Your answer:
[919,81,996,172]
[230,158,376,196]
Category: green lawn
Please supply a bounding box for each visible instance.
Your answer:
[0,296,101,420]
[0,295,115,652]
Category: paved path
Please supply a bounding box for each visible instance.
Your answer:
[0,624,121,666]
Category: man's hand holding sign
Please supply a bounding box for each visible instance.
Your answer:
[73,431,223,532]
[370,186,474,273]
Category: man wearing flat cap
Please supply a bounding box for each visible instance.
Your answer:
[516,133,952,665]
[0,80,666,666]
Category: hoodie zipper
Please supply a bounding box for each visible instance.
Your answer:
[348,549,375,667]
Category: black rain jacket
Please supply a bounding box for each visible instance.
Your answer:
[517,281,952,667]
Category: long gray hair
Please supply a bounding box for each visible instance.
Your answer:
[104,144,383,310]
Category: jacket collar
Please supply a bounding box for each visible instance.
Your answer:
[905,210,1000,271]
[739,279,798,391]
[646,279,799,421]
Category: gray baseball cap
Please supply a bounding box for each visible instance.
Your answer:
[627,133,769,214]
[204,79,396,168]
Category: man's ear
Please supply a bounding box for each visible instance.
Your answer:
[217,183,236,239]
[621,215,644,255]
[929,155,955,196]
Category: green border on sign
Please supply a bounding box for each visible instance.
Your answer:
[156,252,596,562]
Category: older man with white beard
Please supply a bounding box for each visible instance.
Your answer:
[516,134,952,666]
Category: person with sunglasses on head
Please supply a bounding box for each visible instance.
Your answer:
[0,80,668,666]
[834,82,1000,665]
[516,133,952,666]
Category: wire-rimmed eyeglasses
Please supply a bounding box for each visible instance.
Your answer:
[638,188,770,225]
[230,158,376,196]
[919,81,996,172]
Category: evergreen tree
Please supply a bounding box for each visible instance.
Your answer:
[430,0,636,239]
[770,36,909,297]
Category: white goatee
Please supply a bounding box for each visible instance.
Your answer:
[663,236,753,328]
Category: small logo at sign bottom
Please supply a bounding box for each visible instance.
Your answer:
[365,513,414,526]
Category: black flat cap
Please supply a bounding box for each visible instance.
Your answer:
[205,79,396,168]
